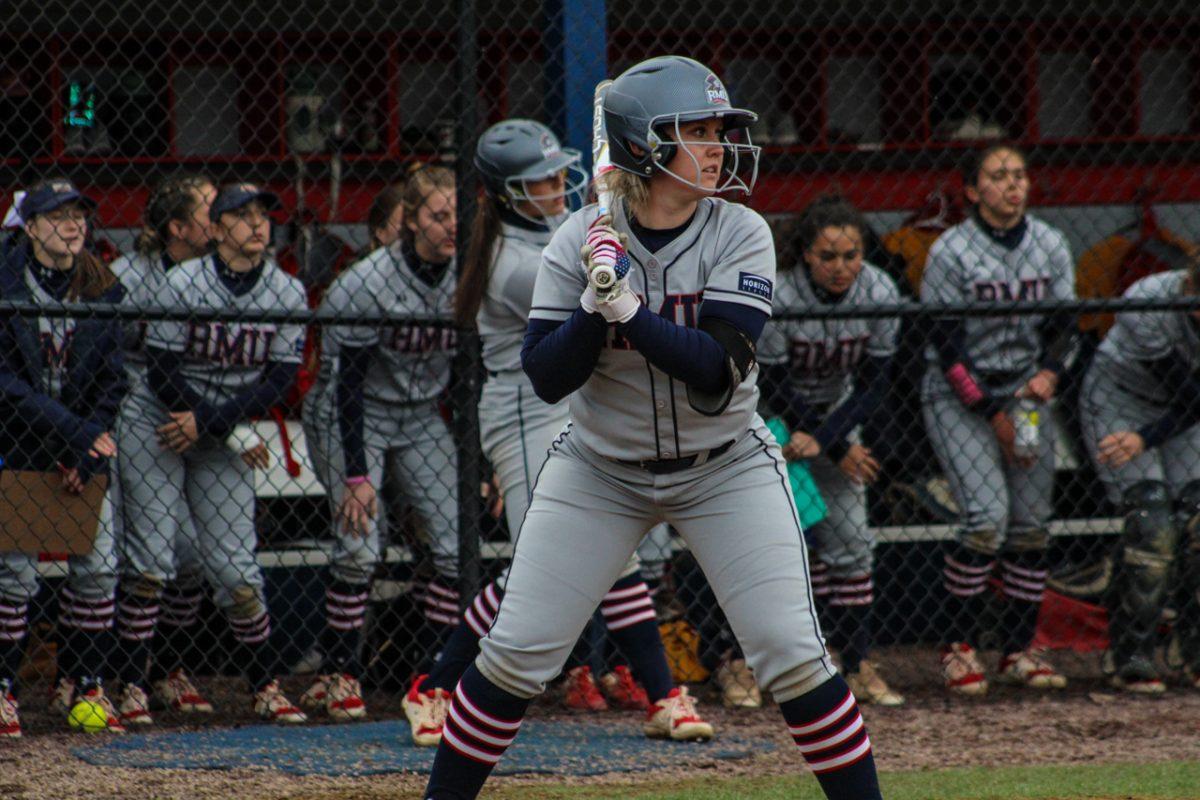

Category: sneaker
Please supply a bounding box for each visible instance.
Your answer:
[253,680,307,724]
[117,684,153,726]
[0,691,19,738]
[48,677,76,715]
[599,666,649,711]
[563,666,607,712]
[713,658,762,709]
[301,674,367,721]
[644,686,714,741]
[998,649,1068,690]
[77,685,126,734]
[402,674,450,747]
[152,670,214,714]
[846,660,905,707]
[1110,656,1166,695]
[941,642,988,696]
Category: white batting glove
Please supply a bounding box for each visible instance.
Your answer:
[581,282,639,324]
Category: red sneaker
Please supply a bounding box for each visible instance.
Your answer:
[563,666,607,712]
[599,665,650,710]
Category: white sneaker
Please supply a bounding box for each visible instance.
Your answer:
[118,684,153,726]
[0,690,19,738]
[846,660,905,707]
[402,674,449,747]
[643,687,714,741]
[48,677,76,715]
[253,680,307,724]
[998,649,1067,690]
[152,670,214,714]
[301,673,367,721]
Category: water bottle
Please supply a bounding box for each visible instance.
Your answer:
[1012,399,1040,460]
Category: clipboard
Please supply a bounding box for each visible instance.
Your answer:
[0,470,107,555]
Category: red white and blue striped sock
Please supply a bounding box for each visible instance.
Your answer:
[779,675,881,799]
[603,573,673,702]
[425,664,530,799]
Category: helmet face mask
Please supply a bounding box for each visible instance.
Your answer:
[646,114,760,196]
[603,55,761,196]
[501,159,588,226]
[474,119,587,227]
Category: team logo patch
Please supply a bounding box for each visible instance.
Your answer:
[539,132,559,159]
[705,74,730,106]
[738,272,773,300]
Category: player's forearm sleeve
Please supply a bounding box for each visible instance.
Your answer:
[617,306,726,392]
[1137,357,1200,448]
[929,317,1005,418]
[522,310,608,404]
[1037,309,1077,375]
[147,345,213,414]
[814,355,892,461]
[759,363,823,434]
[336,345,373,479]
[196,361,299,440]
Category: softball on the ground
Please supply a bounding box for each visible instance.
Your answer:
[68,699,109,733]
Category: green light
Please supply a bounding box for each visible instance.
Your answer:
[65,82,95,128]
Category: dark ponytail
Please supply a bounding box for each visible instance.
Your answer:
[136,173,214,257]
[454,195,502,328]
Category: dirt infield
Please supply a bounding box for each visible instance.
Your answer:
[3,649,1199,799]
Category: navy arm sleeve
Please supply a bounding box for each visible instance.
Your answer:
[1037,309,1077,376]
[616,300,767,393]
[759,363,824,433]
[1137,356,1200,449]
[929,316,1006,419]
[521,309,609,404]
[194,361,298,441]
[146,345,213,414]
[336,345,373,479]
[813,355,892,463]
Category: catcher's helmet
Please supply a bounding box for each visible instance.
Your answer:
[603,55,760,194]
[474,119,586,223]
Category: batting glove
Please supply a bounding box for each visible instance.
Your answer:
[580,215,630,298]
[581,281,639,324]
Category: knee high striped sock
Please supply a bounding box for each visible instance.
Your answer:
[809,559,834,631]
[780,675,882,800]
[426,581,503,693]
[59,588,117,684]
[1000,550,1049,654]
[826,573,874,675]
[321,578,369,678]
[939,542,996,647]
[424,664,530,800]
[115,585,160,686]
[0,596,28,687]
[228,608,274,692]
[150,579,204,682]
[602,573,673,702]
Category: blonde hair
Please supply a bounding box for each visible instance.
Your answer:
[607,170,650,218]
[401,163,455,249]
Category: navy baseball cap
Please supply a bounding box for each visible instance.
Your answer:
[18,179,97,220]
[210,183,282,218]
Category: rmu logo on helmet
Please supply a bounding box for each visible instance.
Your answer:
[705,74,729,106]
[538,132,560,159]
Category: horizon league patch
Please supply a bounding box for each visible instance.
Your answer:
[738,272,773,301]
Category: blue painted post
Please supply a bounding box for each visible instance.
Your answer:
[545,0,607,172]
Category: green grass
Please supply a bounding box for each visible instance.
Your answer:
[488,761,1200,800]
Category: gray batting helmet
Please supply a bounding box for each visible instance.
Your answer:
[474,119,586,221]
[603,55,760,194]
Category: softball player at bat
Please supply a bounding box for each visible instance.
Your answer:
[1080,266,1200,694]
[758,196,904,707]
[107,174,234,724]
[300,166,459,721]
[0,180,126,737]
[116,182,309,724]
[424,56,882,800]
[402,119,709,747]
[921,143,1076,696]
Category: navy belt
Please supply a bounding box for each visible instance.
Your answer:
[620,440,735,475]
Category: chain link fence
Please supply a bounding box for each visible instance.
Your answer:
[0,0,1198,737]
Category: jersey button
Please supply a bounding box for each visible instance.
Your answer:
[655,400,665,410]
[660,450,673,458]
[647,259,658,270]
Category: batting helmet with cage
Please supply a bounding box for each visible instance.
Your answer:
[474,119,586,214]
[603,55,760,193]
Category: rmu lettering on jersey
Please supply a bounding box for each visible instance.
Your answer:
[974,276,1051,302]
[185,322,277,366]
[789,335,870,380]
[40,328,75,370]
[384,323,458,353]
[607,292,703,351]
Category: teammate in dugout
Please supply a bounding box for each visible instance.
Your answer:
[423,55,882,800]
[758,196,905,707]
[401,119,712,747]
[1080,263,1200,693]
[921,143,1077,696]
[117,183,310,724]
[0,180,126,737]
[301,166,460,721]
